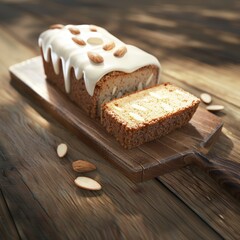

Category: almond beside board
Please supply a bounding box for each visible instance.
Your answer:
[57,143,68,158]
[200,93,212,104]
[72,160,96,173]
[74,176,101,191]
[206,105,224,112]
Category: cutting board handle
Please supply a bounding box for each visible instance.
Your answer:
[194,152,240,200]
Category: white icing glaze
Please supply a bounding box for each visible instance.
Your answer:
[39,24,161,96]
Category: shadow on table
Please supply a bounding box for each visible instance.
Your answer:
[0,0,239,66]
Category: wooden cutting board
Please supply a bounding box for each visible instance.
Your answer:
[9,57,240,199]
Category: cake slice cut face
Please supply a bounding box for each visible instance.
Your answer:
[39,24,161,118]
[101,83,200,149]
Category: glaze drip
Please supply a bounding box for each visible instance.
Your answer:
[39,24,161,96]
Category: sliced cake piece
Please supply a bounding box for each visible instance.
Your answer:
[101,83,200,149]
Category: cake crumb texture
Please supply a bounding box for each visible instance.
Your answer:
[101,83,200,149]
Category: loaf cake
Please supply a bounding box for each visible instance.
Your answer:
[101,83,200,149]
[38,24,161,118]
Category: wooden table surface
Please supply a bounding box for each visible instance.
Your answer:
[0,0,240,239]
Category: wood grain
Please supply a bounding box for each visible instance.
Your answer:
[0,0,240,238]
[0,189,20,240]
[10,57,224,182]
[195,152,240,199]
[0,82,221,240]
[10,57,240,201]
[0,168,59,239]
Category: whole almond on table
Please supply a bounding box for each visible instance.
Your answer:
[74,176,101,191]
[200,93,212,104]
[57,143,68,158]
[72,160,96,173]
